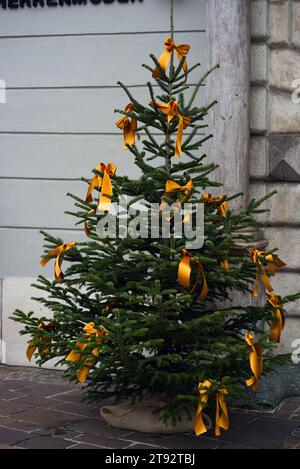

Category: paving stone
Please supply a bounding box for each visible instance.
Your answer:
[158,435,220,450]
[19,383,76,398]
[226,413,256,431]
[0,427,32,446]
[130,443,165,449]
[239,417,300,440]
[217,431,282,449]
[0,401,33,417]
[73,433,130,449]
[0,444,14,449]
[54,402,98,418]
[68,443,105,449]
[14,407,82,428]
[19,436,72,449]
[67,418,132,439]
[0,416,41,432]
[49,389,84,404]
[1,366,300,450]
[218,442,256,449]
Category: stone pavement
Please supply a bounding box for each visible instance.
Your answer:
[0,365,300,450]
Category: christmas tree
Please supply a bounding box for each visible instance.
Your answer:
[12,0,300,437]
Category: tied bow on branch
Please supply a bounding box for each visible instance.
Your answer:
[220,259,229,272]
[267,294,286,344]
[26,322,55,362]
[115,103,137,149]
[201,193,228,218]
[151,99,191,157]
[245,333,263,391]
[66,322,109,384]
[41,241,77,281]
[160,179,193,211]
[249,249,286,297]
[195,380,229,437]
[178,249,208,301]
[153,37,190,81]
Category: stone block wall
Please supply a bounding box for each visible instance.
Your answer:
[250,0,300,354]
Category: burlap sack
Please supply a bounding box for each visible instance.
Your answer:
[100,395,212,434]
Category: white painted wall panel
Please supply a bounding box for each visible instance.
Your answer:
[2,276,59,367]
[0,86,206,133]
[0,134,141,178]
[0,0,208,368]
[1,32,206,87]
[0,179,86,228]
[0,0,207,37]
[0,229,85,277]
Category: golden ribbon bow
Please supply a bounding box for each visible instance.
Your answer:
[153,37,190,81]
[245,333,263,391]
[267,294,286,344]
[250,249,286,297]
[66,322,109,384]
[85,162,117,213]
[202,193,228,218]
[195,380,230,437]
[26,322,54,362]
[220,259,229,272]
[41,241,77,281]
[160,179,193,211]
[115,103,137,149]
[151,99,191,157]
[178,249,208,301]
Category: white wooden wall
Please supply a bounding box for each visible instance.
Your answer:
[0,0,207,277]
[0,0,208,365]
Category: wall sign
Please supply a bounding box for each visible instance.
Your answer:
[0,0,143,9]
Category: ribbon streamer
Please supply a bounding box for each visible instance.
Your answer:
[151,99,191,157]
[160,179,193,211]
[153,37,190,81]
[267,294,286,344]
[195,380,229,437]
[178,249,208,301]
[250,249,286,297]
[26,322,54,362]
[115,103,137,149]
[66,322,109,384]
[202,193,228,218]
[85,163,117,213]
[245,332,263,391]
[220,259,229,272]
[41,241,77,281]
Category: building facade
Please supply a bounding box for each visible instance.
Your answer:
[0,0,299,389]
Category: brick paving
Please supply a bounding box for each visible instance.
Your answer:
[0,365,300,449]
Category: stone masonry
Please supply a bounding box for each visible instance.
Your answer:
[250,0,300,354]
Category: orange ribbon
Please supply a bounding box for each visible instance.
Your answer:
[220,259,229,272]
[160,179,193,211]
[245,333,263,391]
[202,193,228,218]
[195,380,229,437]
[267,294,286,344]
[66,322,108,384]
[178,249,208,301]
[250,249,286,297]
[26,322,54,362]
[85,162,117,213]
[41,241,77,281]
[115,103,137,149]
[151,99,191,157]
[153,37,190,81]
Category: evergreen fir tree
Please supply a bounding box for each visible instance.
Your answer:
[12,1,300,436]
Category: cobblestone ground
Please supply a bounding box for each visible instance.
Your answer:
[0,365,300,449]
